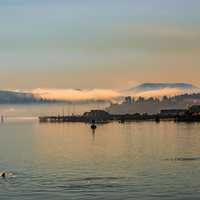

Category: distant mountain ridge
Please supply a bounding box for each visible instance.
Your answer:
[129,83,199,92]
[0,90,39,103]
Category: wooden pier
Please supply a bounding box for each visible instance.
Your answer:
[39,115,86,123]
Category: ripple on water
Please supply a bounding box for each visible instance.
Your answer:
[165,157,200,161]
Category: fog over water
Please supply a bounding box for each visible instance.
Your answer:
[26,83,200,101]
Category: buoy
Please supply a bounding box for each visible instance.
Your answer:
[91,124,97,130]
[91,119,97,130]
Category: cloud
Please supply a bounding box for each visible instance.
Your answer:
[29,86,199,102]
[31,88,121,101]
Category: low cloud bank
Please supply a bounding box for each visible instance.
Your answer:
[31,88,122,101]
[29,87,200,102]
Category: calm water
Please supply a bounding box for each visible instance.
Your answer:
[1,105,200,199]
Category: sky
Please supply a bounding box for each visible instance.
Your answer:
[0,0,200,90]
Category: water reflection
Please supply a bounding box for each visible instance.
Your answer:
[166,157,200,161]
[92,129,96,141]
[1,121,200,199]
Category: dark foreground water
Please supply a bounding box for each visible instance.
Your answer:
[1,109,200,199]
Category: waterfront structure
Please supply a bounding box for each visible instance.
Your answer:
[160,109,187,117]
[1,115,4,123]
[39,105,200,124]
[176,105,200,122]
[188,105,200,115]
[83,110,111,123]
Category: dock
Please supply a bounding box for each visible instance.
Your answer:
[39,115,86,123]
[39,110,167,124]
[38,106,200,124]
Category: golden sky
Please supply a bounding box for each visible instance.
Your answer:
[0,0,200,90]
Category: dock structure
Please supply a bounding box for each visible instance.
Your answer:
[39,115,86,123]
[175,105,200,122]
[39,110,162,124]
[38,106,200,124]
[1,115,4,123]
[39,110,113,123]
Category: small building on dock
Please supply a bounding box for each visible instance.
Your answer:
[188,105,200,115]
[160,109,187,117]
[175,105,200,122]
[83,110,111,123]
